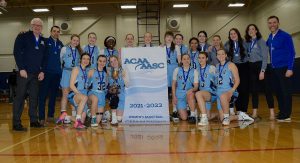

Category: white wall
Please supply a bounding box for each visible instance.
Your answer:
[0,0,299,72]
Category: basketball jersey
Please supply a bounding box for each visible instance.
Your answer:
[208,47,219,66]
[176,67,195,91]
[199,64,216,93]
[198,43,210,52]
[62,46,80,69]
[90,69,107,92]
[190,50,200,70]
[103,48,119,67]
[166,46,178,65]
[74,66,88,94]
[179,44,188,55]
[83,45,100,69]
[216,62,234,92]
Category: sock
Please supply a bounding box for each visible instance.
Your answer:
[173,105,177,112]
[230,108,235,114]
[190,111,196,117]
[72,109,76,117]
[76,114,81,121]
[92,115,96,119]
[201,114,207,118]
[117,116,122,121]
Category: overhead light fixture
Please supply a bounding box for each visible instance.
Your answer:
[173,4,189,8]
[32,8,49,12]
[72,7,88,11]
[121,5,136,9]
[228,3,245,7]
[0,12,2,15]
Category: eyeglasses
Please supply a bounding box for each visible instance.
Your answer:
[32,24,43,27]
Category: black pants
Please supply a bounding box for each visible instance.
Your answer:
[12,73,39,126]
[272,67,293,118]
[235,62,249,112]
[249,62,274,109]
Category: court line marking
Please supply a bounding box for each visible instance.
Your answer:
[0,127,56,153]
[0,147,300,156]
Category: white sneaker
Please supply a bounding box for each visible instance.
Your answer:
[198,117,209,126]
[111,114,118,125]
[238,120,254,129]
[222,117,230,126]
[238,112,254,121]
[64,115,71,124]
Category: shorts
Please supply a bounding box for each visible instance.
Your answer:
[88,90,106,108]
[67,90,88,112]
[60,69,72,88]
[176,89,187,110]
[216,90,238,110]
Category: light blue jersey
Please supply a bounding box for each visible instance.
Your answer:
[166,46,178,87]
[175,67,195,109]
[60,46,80,88]
[83,45,100,69]
[179,44,188,55]
[88,69,108,108]
[108,68,125,110]
[199,64,216,94]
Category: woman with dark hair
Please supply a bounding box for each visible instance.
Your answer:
[68,53,90,129]
[175,34,188,55]
[245,24,275,120]
[224,28,249,115]
[100,36,119,69]
[197,31,211,52]
[57,34,82,124]
[188,37,201,71]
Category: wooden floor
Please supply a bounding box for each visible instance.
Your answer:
[0,95,300,163]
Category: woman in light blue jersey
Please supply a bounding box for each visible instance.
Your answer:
[188,37,201,71]
[88,55,108,127]
[108,55,128,125]
[83,32,100,69]
[195,52,217,126]
[57,34,82,124]
[100,36,119,69]
[172,54,199,121]
[175,34,188,55]
[68,53,90,129]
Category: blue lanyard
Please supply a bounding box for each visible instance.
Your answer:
[200,64,207,82]
[97,68,104,84]
[248,39,257,53]
[166,47,171,59]
[88,45,95,58]
[219,61,228,79]
[51,38,59,54]
[106,48,114,57]
[70,46,77,63]
[182,67,191,84]
[180,45,183,54]
[80,65,87,88]
[34,35,40,49]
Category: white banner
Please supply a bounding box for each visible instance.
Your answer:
[121,47,170,124]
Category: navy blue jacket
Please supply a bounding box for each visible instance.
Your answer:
[13,31,48,73]
[266,29,295,70]
[45,37,64,74]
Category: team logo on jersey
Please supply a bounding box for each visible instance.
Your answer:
[124,58,164,70]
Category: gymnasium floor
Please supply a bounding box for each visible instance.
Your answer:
[0,96,299,163]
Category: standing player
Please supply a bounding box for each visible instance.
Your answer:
[143,32,153,47]
[198,31,211,52]
[57,34,82,124]
[172,54,199,121]
[175,34,188,55]
[100,36,119,70]
[188,37,201,71]
[82,32,100,69]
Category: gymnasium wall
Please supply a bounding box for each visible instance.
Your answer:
[0,0,299,73]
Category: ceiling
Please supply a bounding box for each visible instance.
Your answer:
[1,0,268,17]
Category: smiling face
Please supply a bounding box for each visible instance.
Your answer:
[268,18,279,33]
[165,35,173,45]
[97,56,106,69]
[217,49,227,63]
[81,54,91,67]
[109,56,119,68]
[198,53,207,66]
[88,33,97,45]
[175,35,183,46]
[248,25,257,38]
[70,36,80,47]
[229,30,238,41]
[31,20,43,35]
[50,27,60,40]
[212,36,221,47]
[125,34,134,47]
[144,33,152,44]
[106,39,116,49]
[198,32,207,44]
[190,39,199,51]
[181,54,191,67]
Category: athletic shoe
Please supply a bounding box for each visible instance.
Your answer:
[91,117,98,127]
[198,117,209,126]
[238,112,254,121]
[64,116,71,124]
[222,117,230,125]
[111,114,118,125]
[13,124,27,131]
[74,120,86,129]
[239,120,254,129]
[56,112,68,124]
[171,111,179,122]
[276,117,291,122]
[188,116,196,124]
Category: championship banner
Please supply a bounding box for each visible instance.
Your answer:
[121,47,170,124]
